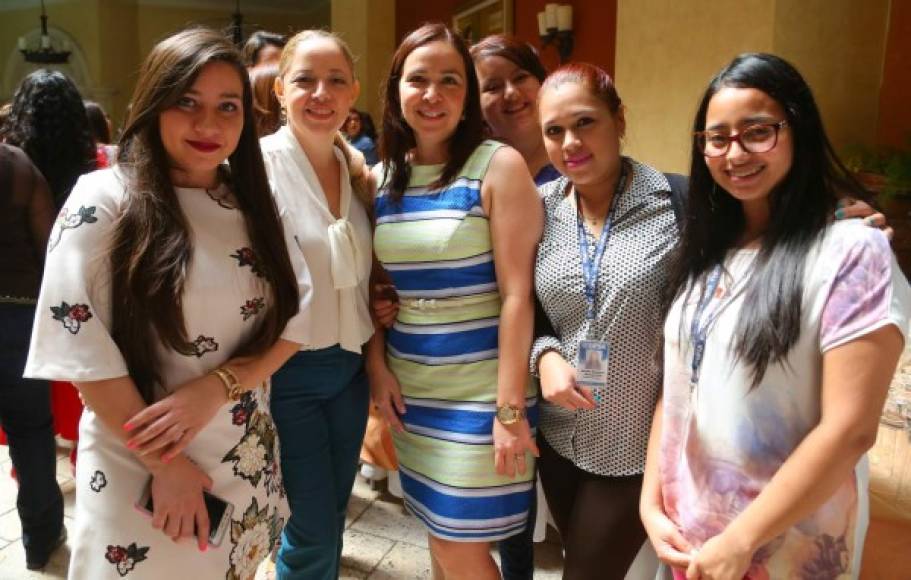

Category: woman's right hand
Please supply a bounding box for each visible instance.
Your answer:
[641,504,694,571]
[538,351,596,410]
[371,283,399,328]
[369,364,406,432]
[149,455,213,552]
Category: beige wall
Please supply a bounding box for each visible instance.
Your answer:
[773,0,890,151]
[331,0,395,128]
[616,0,890,174]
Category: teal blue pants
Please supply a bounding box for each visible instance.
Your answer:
[271,345,370,580]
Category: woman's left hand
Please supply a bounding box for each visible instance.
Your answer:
[124,373,227,461]
[493,418,540,478]
[686,531,753,580]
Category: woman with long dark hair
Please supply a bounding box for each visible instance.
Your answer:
[25,28,307,578]
[370,22,543,579]
[3,70,95,207]
[641,53,910,579]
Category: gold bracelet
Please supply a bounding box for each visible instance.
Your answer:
[211,367,244,402]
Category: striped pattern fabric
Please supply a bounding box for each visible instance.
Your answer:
[374,141,538,542]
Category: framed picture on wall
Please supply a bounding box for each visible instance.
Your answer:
[453,0,514,45]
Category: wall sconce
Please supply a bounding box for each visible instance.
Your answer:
[537,3,573,63]
[19,0,71,64]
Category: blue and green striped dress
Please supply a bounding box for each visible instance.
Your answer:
[373,141,537,542]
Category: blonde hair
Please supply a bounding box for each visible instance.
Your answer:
[279,29,371,207]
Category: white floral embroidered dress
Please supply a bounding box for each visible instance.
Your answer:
[25,168,304,579]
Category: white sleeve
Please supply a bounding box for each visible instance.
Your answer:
[277,205,312,346]
[24,170,130,381]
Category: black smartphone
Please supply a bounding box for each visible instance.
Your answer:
[134,479,233,547]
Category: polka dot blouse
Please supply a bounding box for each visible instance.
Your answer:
[531,158,679,476]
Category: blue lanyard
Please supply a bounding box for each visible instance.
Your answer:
[689,265,723,388]
[576,165,627,321]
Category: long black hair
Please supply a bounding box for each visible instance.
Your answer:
[3,70,96,206]
[668,52,867,385]
[113,28,299,403]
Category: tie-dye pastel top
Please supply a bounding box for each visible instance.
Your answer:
[661,219,911,579]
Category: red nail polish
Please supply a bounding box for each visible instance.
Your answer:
[126,440,136,449]
[123,422,134,431]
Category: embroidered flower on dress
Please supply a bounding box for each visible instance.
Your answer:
[235,433,268,476]
[89,470,107,492]
[227,498,284,580]
[48,205,98,253]
[50,301,93,334]
[230,392,257,427]
[240,297,265,321]
[230,247,265,277]
[189,335,219,357]
[104,542,149,577]
[223,389,279,490]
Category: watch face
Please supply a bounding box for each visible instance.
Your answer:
[497,406,518,423]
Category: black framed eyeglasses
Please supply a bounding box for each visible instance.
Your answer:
[694,120,789,158]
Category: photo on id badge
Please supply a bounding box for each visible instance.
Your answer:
[576,340,609,401]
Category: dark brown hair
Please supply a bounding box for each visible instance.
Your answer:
[469,34,547,83]
[243,30,286,67]
[114,27,299,403]
[250,64,282,137]
[540,62,622,115]
[380,23,485,201]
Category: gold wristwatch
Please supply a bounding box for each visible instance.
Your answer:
[495,404,526,425]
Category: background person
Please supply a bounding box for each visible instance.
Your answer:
[250,64,282,137]
[0,143,62,571]
[342,108,378,166]
[244,30,287,69]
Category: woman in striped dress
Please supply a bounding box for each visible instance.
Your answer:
[368,23,543,579]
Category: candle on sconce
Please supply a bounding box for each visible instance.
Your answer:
[62,40,70,51]
[557,5,573,31]
[537,12,548,36]
[18,37,27,50]
[545,3,559,30]
[40,35,51,49]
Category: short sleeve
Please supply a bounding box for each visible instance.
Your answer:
[819,227,911,352]
[278,206,313,345]
[24,170,130,381]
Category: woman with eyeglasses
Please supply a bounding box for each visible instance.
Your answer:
[641,52,910,579]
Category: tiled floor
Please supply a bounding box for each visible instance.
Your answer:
[0,444,565,579]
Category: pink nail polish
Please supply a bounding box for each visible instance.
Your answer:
[126,440,136,449]
[123,422,134,431]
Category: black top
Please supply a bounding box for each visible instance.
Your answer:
[0,144,55,300]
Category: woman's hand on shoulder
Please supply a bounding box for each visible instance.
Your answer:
[538,351,595,410]
[123,373,228,461]
[149,455,213,551]
[836,198,893,240]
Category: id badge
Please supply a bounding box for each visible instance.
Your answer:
[576,340,609,395]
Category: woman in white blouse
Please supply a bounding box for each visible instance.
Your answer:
[257,30,374,579]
